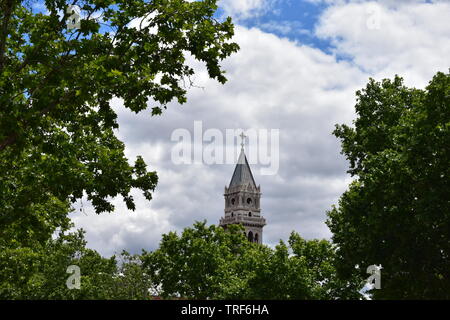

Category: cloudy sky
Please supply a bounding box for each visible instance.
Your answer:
[69,0,450,257]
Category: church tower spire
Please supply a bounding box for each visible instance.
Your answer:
[219,133,266,243]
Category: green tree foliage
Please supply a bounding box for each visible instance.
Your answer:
[109,250,153,299]
[143,221,252,299]
[0,227,153,299]
[0,0,239,245]
[143,221,362,299]
[0,228,115,299]
[327,71,450,299]
[1,220,363,299]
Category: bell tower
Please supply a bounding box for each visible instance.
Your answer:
[219,133,266,243]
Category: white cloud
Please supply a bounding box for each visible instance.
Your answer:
[315,1,450,86]
[306,0,440,6]
[220,0,279,20]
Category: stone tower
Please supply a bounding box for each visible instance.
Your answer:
[219,144,266,243]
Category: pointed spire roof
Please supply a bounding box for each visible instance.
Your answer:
[229,148,257,189]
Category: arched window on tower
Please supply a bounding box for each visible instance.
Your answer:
[254,233,259,243]
[248,212,252,217]
[247,231,253,242]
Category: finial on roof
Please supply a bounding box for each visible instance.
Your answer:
[239,131,247,150]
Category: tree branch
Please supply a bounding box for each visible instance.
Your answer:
[0,0,15,73]
[0,89,77,152]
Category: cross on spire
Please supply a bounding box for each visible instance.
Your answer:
[239,131,247,150]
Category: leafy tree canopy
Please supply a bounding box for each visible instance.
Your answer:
[328,71,450,299]
[0,225,153,299]
[1,220,363,300]
[143,221,362,299]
